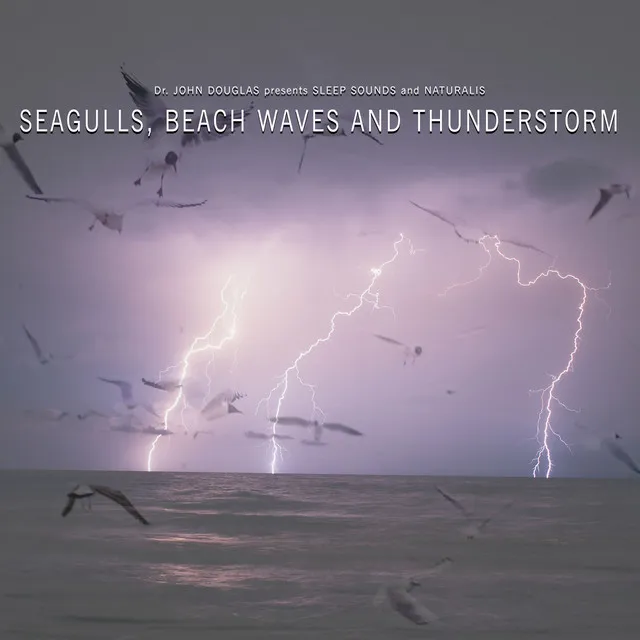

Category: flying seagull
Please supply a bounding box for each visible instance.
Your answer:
[374,557,453,626]
[574,422,640,475]
[297,110,383,173]
[25,195,207,234]
[435,485,513,540]
[141,377,182,392]
[61,484,150,525]
[110,423,141,434]
[268,416,363,443]
[244,430,294,441]
[373,333,423,365]
[588,184,631,221]
[201,389,246,421]
[409,200,551,256]
[97,377,160,418]
[0,121,43,194]
[22,324,71,365]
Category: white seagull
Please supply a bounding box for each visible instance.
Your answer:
[297,109,383,173]
[268,416,363,443]
[25,194,207,234]
[588,183,631,221]
[97,377,160,418]
[121,65,254,196]
[61,484,150,525]
[373,333,423,366]
[373,557,453,626]
[201,389,246,421]
[244,430,294,441]
[141,377,182,392]
[0,121,43,194]
[435,485,514,540]
[22,324,72,365]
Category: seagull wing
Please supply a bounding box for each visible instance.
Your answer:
[123,198,208,213]
[202,389,245,414]
[588,189,613,221]
[90,485,150,524]
[3,144,43,194]
[359,130,384,145]
[435,485,473,519]
[25,195,102,215]
[22,324,44,360]
[477,500,515,532]
[500,238,552,258]
[268,415,312,427]
[373,333,406,348]
[409,200,457,228]
[322,422,363,436]
[390,590,434,625]
[120,66,167,139]
[61,494,77,517]
[141,378,164,390]
[97,377,134,405]
[297,134,313,173]
[605,440,640,475]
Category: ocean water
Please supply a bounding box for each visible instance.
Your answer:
[1,471,639,639]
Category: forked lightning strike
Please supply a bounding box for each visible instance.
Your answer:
[255,234,412,474]
[449,234,609,478]
[146,276,247,472]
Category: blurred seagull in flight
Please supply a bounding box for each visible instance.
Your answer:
[373,557,453,626]
[373,333,423,366]
[297,109,383,173]
[140,425,173,436]
[61,484,150,525]
[120,65,254,196]
[201,389,246,422]
[574,422,640,475]
[435,485,514,540]
[244,430,294,441]
[588,183,631,221]
[141,377,182,392]
[21,324,72,366]
[268,416,363,443]
[25,195,207,234]
[0,121,43,194]
[97,377,161,418]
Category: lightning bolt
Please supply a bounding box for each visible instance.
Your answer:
[444,234,610,478]
[146,275,247,472]
[255,234,413,474]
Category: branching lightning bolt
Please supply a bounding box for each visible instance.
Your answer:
[146,275,247,472]
[445,234,610,478]
[255,234,412,474]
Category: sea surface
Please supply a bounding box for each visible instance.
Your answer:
[1,470,638,639]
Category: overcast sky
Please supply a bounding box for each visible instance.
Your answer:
[0,0,638,477]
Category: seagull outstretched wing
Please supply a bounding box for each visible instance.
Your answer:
[120,65,167,141]
[373,333,406,348]
[588,189,613,221]
[434,485,473,519]
[90,484,150,525]
[268,415,312,427]
[22,324,45,362]
[322,422,363,436]
[97,377,135,406]
[2,142,43,194]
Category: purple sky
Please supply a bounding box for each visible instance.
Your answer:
[0,1,639,476]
